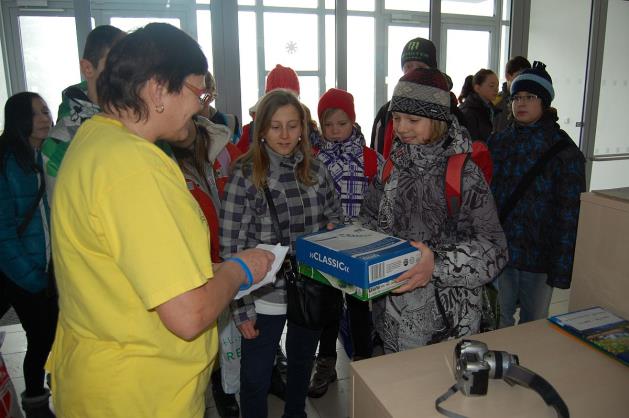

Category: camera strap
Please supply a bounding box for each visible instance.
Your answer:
[504,364,570,418]
[435,364,570,418]
[435,382,467,418]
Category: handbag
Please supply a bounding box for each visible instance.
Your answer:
[263,186,343,330]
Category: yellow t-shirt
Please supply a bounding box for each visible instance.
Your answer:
[48,115,216,418]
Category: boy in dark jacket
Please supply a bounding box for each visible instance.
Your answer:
[488,62,586,327]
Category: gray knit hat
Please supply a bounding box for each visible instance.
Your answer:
[389,68,451,122]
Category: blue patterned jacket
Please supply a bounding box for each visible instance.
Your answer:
[488,112,585,289]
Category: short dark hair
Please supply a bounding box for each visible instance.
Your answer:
[505,56,531,77]
[82,25,125,67]
[0,92,43,173]
[97,23,208,122]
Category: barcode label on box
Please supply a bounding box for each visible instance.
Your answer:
[369,262,386,281]
[368,252,420,284]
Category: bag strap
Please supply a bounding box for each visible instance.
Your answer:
[499,139,572,224]
[445,153,470,218]
[17,170,46,237]
[363,146,377,183]
[262,186,288,246]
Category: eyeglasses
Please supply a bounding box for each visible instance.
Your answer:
[511,94,540,104]
[184,82,212,106]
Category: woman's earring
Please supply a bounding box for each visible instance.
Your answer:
[298,137,302,142]
[261,138,266,143]
[155,104,165,113]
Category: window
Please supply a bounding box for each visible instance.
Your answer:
[238,11,258,120]
[385,0,429,12]
[19,16,80,118]
[264,0,317,7]
[442,0,494,17]
[445,29,490,98]
[347,16,375,135]
[196,10,213,74]
[109,17,181,32]
[0,41,9,130]
[263,13,318,72]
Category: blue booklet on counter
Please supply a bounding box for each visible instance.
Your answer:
[548,306,629,367]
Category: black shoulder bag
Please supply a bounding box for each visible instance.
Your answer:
[263,186,343,330]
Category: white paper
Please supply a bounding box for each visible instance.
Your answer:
[234,243,289,300]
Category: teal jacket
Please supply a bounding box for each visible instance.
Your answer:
[0,151,51,292]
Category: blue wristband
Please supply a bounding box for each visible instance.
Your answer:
[225,257,254,290]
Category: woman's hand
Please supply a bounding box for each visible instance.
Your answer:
[326,222,336,230]
[237,319,259,339]
[392,241,435,294]
[232,248,275,286]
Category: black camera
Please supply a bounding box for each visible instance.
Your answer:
[453,339,520,396]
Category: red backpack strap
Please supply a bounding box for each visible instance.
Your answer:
[381,158,394,184]
[382,119,394,160]
[236,122,254,154]
[445,153,470,218]
[470,140,493,185]
[362,146,377,183]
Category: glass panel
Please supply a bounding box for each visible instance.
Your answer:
[593,0,629,157]
[385,0,429,12]
[590,160,629,191]
[502,0,511,20]
[110,17,181,32]
[196,10,213,75]
[238,11,258,121]
[528,0,590,142]
[238,0,255,5]
[347,16,375,140]
[264,13,318,71]
[442,0,494,17]
[348,0,375,12]
[196,0,211,4]
[445,29,490,99]
[264,0,317,7]
[387,26,429,100]
[325,14,336,92]
[499,25,510,86]
[298,76,319,119]
[19,16,80,119]
[325,0,335,9]
[0,41,9,131]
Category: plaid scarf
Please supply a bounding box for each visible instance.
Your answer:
[317,127,368,222]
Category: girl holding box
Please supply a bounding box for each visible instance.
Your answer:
[359,68,508,352]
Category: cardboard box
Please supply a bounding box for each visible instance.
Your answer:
[297,264,402,301]
[295,225,419,299]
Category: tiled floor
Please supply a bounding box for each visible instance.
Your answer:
[1,289,570,418]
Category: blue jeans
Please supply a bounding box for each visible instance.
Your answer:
[240,314,321,418]
[497,267,553,327]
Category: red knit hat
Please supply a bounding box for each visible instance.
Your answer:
[317,88,356,124]
[265,64,300,95]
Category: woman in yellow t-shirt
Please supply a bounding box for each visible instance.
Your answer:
[47,23,273,418]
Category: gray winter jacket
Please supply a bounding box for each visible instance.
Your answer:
[360,118,508,352]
